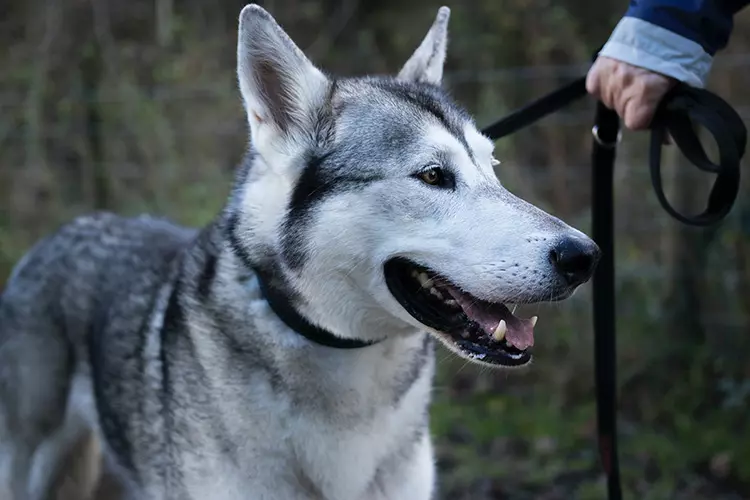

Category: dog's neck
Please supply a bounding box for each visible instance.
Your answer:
[187,217,430,367]
[181,230,435,417]
[252,266,383,350]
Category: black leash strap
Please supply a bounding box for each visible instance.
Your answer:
[481,78,588,139]
[481,75,746,499]
[591,101,622,500]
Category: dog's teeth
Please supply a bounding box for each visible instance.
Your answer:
[417,272,433,288]
[492,320,507,342]
[530,316,538,327]
[445,299,458,307]
[429,287,443,299]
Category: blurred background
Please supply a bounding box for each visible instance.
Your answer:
[1,1,749,498]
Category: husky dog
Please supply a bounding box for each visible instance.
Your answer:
[0,4,600,500]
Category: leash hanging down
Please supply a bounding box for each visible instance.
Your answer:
[481,68,747,500]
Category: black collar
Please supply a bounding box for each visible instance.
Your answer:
[254,269,379,349]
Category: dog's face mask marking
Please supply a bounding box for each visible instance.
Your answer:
[233,5,600,367]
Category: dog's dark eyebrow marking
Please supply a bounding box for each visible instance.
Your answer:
[375,81,477,164]
[281,151,384,270]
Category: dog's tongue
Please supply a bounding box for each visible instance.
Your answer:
[445,287,535,350]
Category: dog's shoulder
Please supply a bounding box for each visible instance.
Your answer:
[3,211,198,321]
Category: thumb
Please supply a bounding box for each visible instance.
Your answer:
[585,67,601,97]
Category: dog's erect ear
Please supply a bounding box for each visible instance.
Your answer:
[397,6,450,85]
[237,4,330,139]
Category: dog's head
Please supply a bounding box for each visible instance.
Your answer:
[228,4,600,367]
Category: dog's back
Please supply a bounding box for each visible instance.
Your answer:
[0,212,196,499]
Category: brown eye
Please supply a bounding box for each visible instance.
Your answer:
[418,168,443,186]
[413,166,455,190]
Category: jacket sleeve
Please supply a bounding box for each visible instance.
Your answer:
[599,0,749,87]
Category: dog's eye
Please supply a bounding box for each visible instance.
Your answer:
[419,169,441,185]
[415,167,453,189]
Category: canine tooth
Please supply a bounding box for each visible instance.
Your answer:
[418,272,433,288]
[445,299,458,307]
[493,320,507,342]
[530,316,538,327]
[429,287,443,299]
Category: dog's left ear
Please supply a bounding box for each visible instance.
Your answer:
[397,6,450,85]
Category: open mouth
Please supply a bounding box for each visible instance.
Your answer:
[384,257,537,367]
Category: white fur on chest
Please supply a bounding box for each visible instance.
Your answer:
[176,289,437,500]
[288,358,435,500]
[180,365,435,500]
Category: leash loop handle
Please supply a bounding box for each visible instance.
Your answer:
[649,83,747,226]
[481,79,747,228]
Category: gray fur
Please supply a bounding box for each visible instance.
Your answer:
[0,4,598,500]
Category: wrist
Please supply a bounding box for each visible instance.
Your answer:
[599,17,713,87]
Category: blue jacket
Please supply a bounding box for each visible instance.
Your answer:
[600,0,749,87]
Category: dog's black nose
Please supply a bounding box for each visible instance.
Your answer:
[549,236,601,286]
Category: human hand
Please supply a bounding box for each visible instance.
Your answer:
[586,55,677,131]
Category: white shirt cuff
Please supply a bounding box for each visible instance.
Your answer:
[598,17,713,88]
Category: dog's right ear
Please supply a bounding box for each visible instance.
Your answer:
[237,4,330,143]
